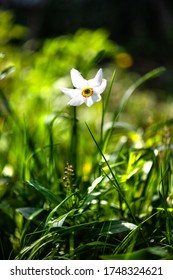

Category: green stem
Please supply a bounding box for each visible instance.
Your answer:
[70,106,78,175]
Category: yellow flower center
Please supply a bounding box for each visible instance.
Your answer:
[82,87,93,98]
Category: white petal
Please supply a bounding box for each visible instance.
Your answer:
[85,93,101,107]
[68,95,84,106]
[93,79,107,94]
[70,68,88,89]
[88,69,103,87]
[61,88,81,98]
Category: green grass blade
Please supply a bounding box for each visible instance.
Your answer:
[85,122,137,224]
[0,66,15,80]
[103,67,166,152]
[100,69,116,143]
[44,192,78,228]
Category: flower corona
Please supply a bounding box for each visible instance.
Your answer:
[61,68,107,107]
[82,87,93,97]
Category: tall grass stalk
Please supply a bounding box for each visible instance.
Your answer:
[70,107,78,175]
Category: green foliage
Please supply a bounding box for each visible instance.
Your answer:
[0,10,27,44]
[0,10,173,260]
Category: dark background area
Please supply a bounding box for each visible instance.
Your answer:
[1,0,173,90]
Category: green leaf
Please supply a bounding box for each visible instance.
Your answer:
[52,219,136,237]
[101,246,169,260]
[0,66,15,80]
[16,207,42,220]
[48,209,77,229]
[24,181,60,204]
[87,175,104,194]
[95,220,137,236]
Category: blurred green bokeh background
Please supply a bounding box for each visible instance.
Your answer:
[1,0,173,78]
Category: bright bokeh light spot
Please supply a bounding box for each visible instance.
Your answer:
[116,52,133,68]
[83,162,92,174]
[2,164,14,177]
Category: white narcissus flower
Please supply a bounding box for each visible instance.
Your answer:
[61,68,107,107]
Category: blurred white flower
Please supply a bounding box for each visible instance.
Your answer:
[61,68,107,107]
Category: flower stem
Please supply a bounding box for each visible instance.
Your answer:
[70,106,78,175]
